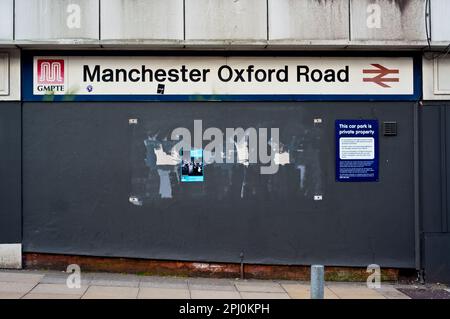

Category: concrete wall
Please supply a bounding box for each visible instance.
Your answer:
[15,0,99,43]
[185,0,267,45]
[1,0,449,48]
[101,0,184,45]
[350,0,427,42]
[268,0,349,42]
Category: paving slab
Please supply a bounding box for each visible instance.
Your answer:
[140,276,188,289]
[0,270,436,300]
[138,287,190,299]
[40,272,92,285]
[89,273,140,287]
[235,281,285,293]
[28,283,88,296]
[191,289,241,299]
[327,284,386,299]
[0,272,43,284]
[282,283,339,299]
[22,293,81,299]
[189,278,236,291]
[240,292,290,299]
[375,286,410,299]
[0,292,25,299]
[82,286,139,299]
[0,282,37,294]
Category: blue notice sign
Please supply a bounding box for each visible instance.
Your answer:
[335,120,379,182]
[181,149,204,182]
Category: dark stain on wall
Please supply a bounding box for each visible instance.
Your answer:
[389,0,414,13]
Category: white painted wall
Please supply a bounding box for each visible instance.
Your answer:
[0,49,20,101]
[431,0,450,42]
[0,53,8,96]
[0,244,22,269]
[423,56,450,100]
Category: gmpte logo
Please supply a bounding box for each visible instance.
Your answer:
[36,59,65,93]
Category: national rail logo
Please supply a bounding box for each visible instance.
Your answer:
[363,64,400,88]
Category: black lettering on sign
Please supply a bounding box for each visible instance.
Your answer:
[297,65,349,83]
[83,65,100,82]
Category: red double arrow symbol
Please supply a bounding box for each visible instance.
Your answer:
[363,64,399,88]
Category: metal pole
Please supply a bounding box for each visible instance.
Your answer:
[414,101,424,283]
[240,252,244,280]
[310,265,324,299]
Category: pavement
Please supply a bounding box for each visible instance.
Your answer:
[0,269,448,299]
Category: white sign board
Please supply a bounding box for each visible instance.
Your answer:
[32,56,415,96]
[0,53,9,96]
[339,138,375,160]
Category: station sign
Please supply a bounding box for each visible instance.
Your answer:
[26,55,419,101]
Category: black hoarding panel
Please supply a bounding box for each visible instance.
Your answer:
[0,102,21,243]
[420,105,445,233]
[420,103,450,283]
[424,233,450,283]
[22,102,415,268]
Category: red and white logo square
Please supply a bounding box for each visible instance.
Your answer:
[37,59,65,84]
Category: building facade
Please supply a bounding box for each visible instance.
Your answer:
[1,0,450,283]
